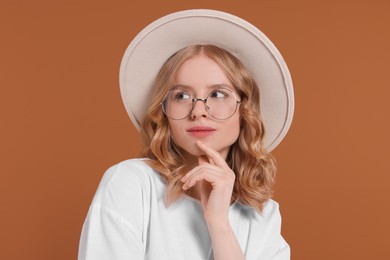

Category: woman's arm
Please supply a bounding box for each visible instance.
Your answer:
[78,162,148,260]
[182,141,245,260]
[205,216,245,260]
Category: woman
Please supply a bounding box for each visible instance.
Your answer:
[79,10,294,260]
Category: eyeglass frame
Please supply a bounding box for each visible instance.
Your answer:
[160,87,242,120]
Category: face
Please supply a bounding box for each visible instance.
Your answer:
[167,54,241,160]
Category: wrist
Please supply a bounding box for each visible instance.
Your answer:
[205,216,231,232]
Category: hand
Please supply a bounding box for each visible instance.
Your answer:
[181,141,235,224]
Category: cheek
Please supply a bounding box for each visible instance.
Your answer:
[229,115,241,138]
[168,121,182,143]
[232,122,241,141]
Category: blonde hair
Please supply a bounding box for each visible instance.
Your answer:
[141,45,276,212]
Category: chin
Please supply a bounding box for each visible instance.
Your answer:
[185,146,205,157]
[185,142,230,159]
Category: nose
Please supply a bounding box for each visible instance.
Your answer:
[191,99,209,119]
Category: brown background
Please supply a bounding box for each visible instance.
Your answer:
[1,0,389,259]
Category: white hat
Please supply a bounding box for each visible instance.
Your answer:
[119,9,294,151]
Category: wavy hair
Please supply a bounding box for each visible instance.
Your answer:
[141,45,276,212]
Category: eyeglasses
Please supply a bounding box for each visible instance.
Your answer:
[161,88,241,120]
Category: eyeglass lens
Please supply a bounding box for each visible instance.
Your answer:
[162,88,239,120]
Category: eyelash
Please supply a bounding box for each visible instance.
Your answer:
[173,91,190,100]
[210,90,229,98]
[172,89,231,100]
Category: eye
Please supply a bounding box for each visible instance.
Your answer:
[172,90,191,101]
[209,89,229,99]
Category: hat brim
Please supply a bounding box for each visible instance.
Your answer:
[119,9,294,151]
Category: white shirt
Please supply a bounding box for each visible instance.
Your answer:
[78,159,290,260]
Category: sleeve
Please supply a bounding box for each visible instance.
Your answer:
[258,200,290,260]
[78,162,151,260]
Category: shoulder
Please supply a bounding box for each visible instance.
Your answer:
[100,158,158,186]
[92,158,164,204]
[236,200,290,258]
[236,199,283,223]
[105,158,153,175]
[263,199,282,219]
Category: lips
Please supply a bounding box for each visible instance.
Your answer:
[186,126,216,137]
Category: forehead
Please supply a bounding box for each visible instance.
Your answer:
[172,55,233,91]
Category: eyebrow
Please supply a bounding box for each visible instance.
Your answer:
[170,83,235,91]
